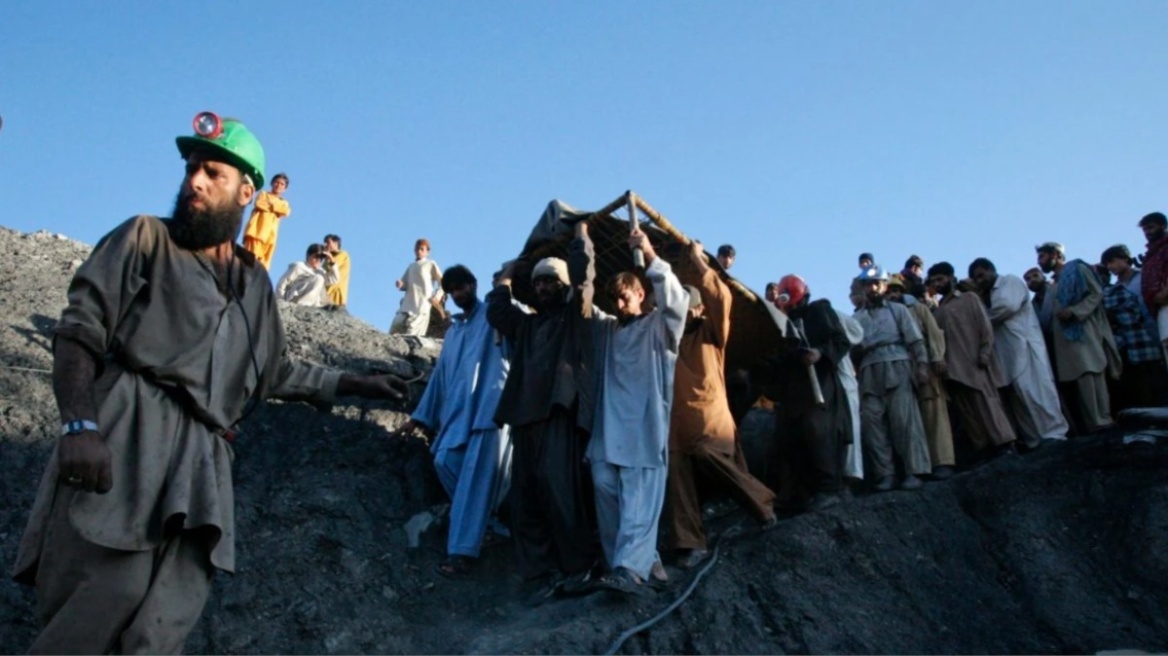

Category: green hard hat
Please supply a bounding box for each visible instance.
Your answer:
[176,113,266,189]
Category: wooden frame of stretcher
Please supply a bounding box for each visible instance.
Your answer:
[511,190,796,382]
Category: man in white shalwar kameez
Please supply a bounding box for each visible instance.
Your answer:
[275,243,338,307]
[406,265,511,577]
[835,309,864,480]
[969,258,1068,448]
[390,238,444,335]
[575,223,687,595]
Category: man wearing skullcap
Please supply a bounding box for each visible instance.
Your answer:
[488,241,599,604]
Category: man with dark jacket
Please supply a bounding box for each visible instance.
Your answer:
[758,274,854,510]
[487,245,599,603]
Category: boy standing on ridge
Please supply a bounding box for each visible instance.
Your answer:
[391,238,444,336]
[242,172,290,269]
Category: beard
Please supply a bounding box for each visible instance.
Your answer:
[532,286,568,313]
[168,189,245,250]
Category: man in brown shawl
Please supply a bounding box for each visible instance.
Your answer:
[13,114,408,654]
[926,262,1018,458]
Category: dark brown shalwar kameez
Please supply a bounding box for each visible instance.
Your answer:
[663,269,775,552]
[933,290,1016,451]
[13,216,341,654]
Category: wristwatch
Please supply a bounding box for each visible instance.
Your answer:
[61,420,99,436]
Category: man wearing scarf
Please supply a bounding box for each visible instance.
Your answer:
[1036,242,1121,433]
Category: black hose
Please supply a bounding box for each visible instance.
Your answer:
[601,523,745,655]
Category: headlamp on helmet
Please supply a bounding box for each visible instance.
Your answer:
[176,111,266,189]
[775,274,809,310]
[857,265,889,283]
[192,111,223,139]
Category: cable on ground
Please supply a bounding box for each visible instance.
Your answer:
[601,522,747,655]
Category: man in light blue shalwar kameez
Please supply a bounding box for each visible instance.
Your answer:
[572,223,688,594]
[406,265,512,577]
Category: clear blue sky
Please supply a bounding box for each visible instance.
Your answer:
[3,1,1165,328]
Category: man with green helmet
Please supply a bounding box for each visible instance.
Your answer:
[13,112,408,654]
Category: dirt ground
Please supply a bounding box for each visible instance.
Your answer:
[1,224,1167,654]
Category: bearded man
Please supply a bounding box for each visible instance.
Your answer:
[852,266,932,491]
[405,265,512,579]
[1037,242,1121,433]
[12,114,407,654]
[487,232,600,604]
[969,258,1068,448]
[928,262,1018,458]
[886,274,955,478]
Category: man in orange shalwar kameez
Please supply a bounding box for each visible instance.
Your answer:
[242,172,290,269]
[662,240,776,570]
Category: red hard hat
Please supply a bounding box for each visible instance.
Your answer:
[775,274,809,310]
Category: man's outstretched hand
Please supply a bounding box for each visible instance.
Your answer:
[337,373,410,400]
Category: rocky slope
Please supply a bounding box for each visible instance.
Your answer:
[1,225,1166,654]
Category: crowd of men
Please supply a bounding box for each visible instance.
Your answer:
[13,111,1168,652]
[400,213,1168,605]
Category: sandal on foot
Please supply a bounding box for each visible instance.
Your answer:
[598,567,646,597]
[435,555,475,579]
